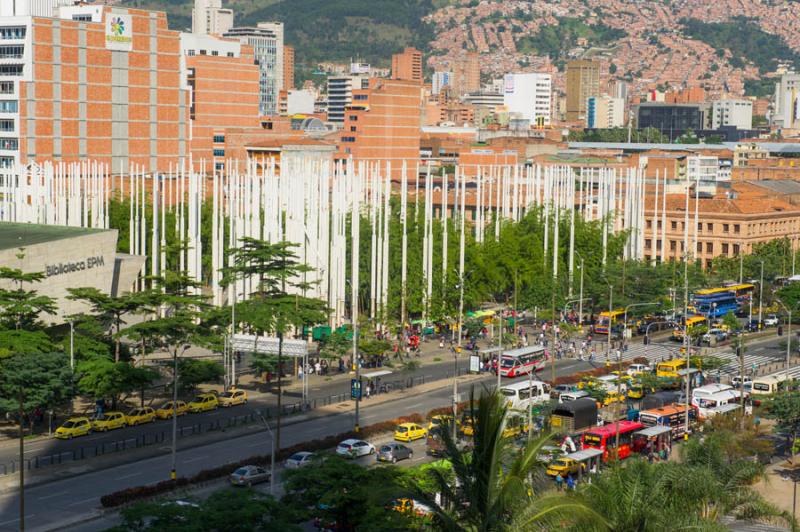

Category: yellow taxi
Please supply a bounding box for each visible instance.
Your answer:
[155,401,188,419]
[55,416,92,439]
[546,457,585,477]
[427,414,457,431]
[600,390,626,407]
[218,389,248,407]
[91,411,127,432]
[394,422,427,442]
[627,384,645,400]
[188,393,219,413]
[126,407,156,426]
[459,417,475,437]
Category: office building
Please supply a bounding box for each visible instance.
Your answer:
[326,75,369,124]
[0,4,188,173]
[283,44,294,90]
[771,72,800,130]
[338,78,422,170]
[586,96,624,129]
[432,71,452,96]
[636,103,707,138]
[391,47,422,82]
[192,0,233,36]
[711,100,752,130]
[450,51,480,97]
[224,22,284,116]
[464,91,504,108]
[502,73,551,125]
[565,60,600,121]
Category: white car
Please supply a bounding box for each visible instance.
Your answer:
[764,314,779,327]
[336,439,375,458]
[285,451,316,469]
[731,375,752,389]
[627,364,651,376]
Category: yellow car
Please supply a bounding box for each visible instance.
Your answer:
[394,422,427,442]
[54,416,92,439]
[428,415,457,431]
[627,384,645,400]
[126,407,156,426]
[91,411,127,432]
[155,401,188,419]
[546,457,586,477]
[600,390,626,407]
[218,389,247,407]
[188,393,219,413]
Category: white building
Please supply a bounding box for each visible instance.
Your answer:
[687,156,725,182]
[711,100,752,130]
[771,73,800,130]
[587,95,624,128]
[286,89,315,115]
[326,75,369,125]
[502,73,551,125]
[432,71,452,95]
[224,22,284,116]
[192,0,233,36]
[464,91,504,108]
[0,0,73,17]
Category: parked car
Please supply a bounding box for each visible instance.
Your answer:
[54,416,92,439]
[550,384,578,400]
[626,364,651,376]
[702,329,728,345]
[376,443,413,463]
[229,465,270,487]
[155,401,188,419]
[394,423,427,442]
[218,389,247,407]
[765,314,780,327]
[427,415,456,431]
[91,411,126,432]
[188,393,219,413]
[336,439,375,458]
[285,451,316,469]
[126,407,156,426]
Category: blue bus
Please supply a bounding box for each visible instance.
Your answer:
[693,290,738,319]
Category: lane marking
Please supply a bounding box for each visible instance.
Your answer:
[37,491,68,501]
[67,496,97,507]
[0,514,35,526]
[118,472,142,480]
[182,455,208,464]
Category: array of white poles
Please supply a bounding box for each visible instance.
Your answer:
[0,159,652,326]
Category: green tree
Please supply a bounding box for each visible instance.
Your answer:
[221,238,329,453]
[67,287,144,362]
[0,352,73,416]
[0,266,56,330]
[76,357,159,409]
[0,329,55,359]
[177,358,224,394]
[415,388,597,530]
[722,311,740,332]
[318,330,351,362]
[770,392,800,457]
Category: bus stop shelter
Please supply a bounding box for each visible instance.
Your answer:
[633,425,673,456]
[478,346,504,368]
[362,370,393,394]
[564,448,604,482]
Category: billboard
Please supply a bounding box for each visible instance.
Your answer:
[105,14,133,52]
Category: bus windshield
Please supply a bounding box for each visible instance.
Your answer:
[583,433,602,446]
[500,357,515,368]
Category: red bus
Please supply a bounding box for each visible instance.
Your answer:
[582,420,645,461]
[498,346,547,378]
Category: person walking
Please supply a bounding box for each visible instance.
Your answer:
[556,473,564,491]
[566,473,576,491]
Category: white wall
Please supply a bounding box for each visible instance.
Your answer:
[503,73,551,125]
[287,90,315,115]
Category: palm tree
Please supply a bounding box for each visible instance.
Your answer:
[414,387,598,531]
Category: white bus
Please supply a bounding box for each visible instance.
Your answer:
[499,346,547,378]
[691,383,732,404]
[691,387,742,420]
[499,380,551,410]
[751,374,790,396]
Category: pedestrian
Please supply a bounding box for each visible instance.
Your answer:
[555,473,564,491]
[365,383,371,399]
[566,473,575,491]
[298,365,304,380]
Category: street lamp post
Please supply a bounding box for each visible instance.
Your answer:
[623,302,660,350]
[576,252,585,325]
[775,297,793,384]
[607,285,613,363]
[758,260,765,330]
[255,410,276,495]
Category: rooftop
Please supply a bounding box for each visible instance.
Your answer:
[0,222,106,252]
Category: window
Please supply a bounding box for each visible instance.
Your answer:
[0,156,13,168]
[0,119,13,132]
[734,224,740,233]
[0,81,12,94]
[215,162,225,171]
[227,52,234,57]
[72,14,93,22]
[706,259,713,269]
[262,121,273,130]
[646,220,652,229]
[656,239,661,250]
[696,242,702,253]
[645,239,652,249]
[0,100,17,112]
[723,223,729,233]
[722,243,729,254]
[213,135,225,143]
[350,126,357,132]
[0,27,26,40]
[354,94,368,100]
[0,138,18,150]
[349,115,358,121]
[706,223,713,231]
[0,45,23,59]
[212,149,225,157]
[670,240,676,251]
[733,244,740,254]
[706,242,712,253]
[671,221,677,230]
[657,221,662,230]
[211,50,219,56]
[341,136,355,142]
[697,222,702,232]
[199,50,207,55]
[187,49,195,56]
[0,65,23,76]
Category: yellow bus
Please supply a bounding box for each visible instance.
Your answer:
[672,315,706,340]
[594,309,625,334]
[656,359,687,378]
[695,283,754,298]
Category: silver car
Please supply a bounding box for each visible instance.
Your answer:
[229,465,270,487]
[377,443,413,463]
[285,451,315,469]
[336,439,375,458]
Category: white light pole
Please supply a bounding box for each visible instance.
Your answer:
[758,260,765,330]
[775,297,793,384]
[576,252,585,325]
[255,410,276,496]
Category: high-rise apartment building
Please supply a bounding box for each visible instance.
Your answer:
[338,78,422,169]
[326,75,369,125]
[566,60,600,121]
[432,71,452,95]
[711,100,752,130]
[0,4,188,173]
[771,72,800,130]
[1,0,74,17]
[283,44,294,90]
[502,73,551,125]
[192,0,233,36]
[587,96,624,129]
[450,51,480,97]
[391,47,422,82]
[224,22,284,116]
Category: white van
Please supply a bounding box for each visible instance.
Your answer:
[692,388,742,420]
[499,380,551,410]
[691,383,732,404]
[597,374,628,394]
[751,374,789,396]
[559,390,590,404]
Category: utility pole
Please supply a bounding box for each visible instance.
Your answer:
[18,387,24,532]
[758,260,765,330]
[738,336,746,431]
[577,253,585,326]
[683,250,691,437]
[607,285,613,363]
[170,348,179,481]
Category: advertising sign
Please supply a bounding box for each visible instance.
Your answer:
[469,354,481,373]
[105,14,133,52]
[351,378,362,400]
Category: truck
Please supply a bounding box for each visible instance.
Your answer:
[550,398,597,433]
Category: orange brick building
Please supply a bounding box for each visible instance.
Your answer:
[391,47,423,82]
[283,44,294,90]
[338,78,423,173]
[17,7,187,172]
